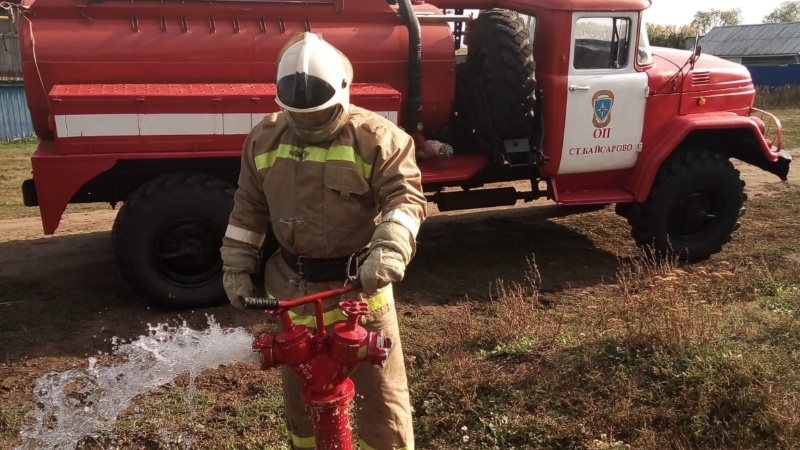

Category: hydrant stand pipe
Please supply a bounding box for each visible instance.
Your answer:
[250,283,391,450]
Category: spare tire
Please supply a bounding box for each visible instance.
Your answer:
[466,9,537,140]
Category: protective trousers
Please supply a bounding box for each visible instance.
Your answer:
[264,253,415,450]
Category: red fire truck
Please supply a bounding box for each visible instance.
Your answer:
[12,0,790,306]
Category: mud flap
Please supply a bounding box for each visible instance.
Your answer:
[773,149,792,181]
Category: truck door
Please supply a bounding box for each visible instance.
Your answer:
[559,13,648,175]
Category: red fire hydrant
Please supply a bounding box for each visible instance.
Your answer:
[246,284,390,450]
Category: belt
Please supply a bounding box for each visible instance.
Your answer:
[280,247,367,283]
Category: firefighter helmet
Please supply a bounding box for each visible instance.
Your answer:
[276,33,353,143]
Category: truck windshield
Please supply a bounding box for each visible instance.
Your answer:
[518,14,536,40]
[638,22,654,66]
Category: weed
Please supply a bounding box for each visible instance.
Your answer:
[755,86,800,110]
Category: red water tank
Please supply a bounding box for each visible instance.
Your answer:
[18,0,457,140]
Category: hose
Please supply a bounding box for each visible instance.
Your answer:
[396,0,421,135]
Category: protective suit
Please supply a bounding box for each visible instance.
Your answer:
[221,32,426,450]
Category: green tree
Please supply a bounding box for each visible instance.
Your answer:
[763,1,800,23]
[691,8,743,34]
[646,24,700,49]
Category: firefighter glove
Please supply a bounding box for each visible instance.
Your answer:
[359,221,416,295]
[221,244,260,309]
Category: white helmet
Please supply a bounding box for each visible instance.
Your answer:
[275,33,354,143]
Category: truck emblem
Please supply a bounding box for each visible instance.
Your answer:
[592,90,615,128]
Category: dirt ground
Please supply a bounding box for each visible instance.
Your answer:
[0,161,794,350]
[0,158,796,444]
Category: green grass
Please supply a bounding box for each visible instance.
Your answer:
[0,138,107,220]
[754,86,800,148]
[0,138,37,218]
[776,108,800,149]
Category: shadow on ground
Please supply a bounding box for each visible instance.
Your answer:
[0,204,628,362]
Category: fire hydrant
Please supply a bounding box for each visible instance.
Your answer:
[246,284,390,450]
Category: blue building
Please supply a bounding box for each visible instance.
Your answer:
[701,22,800,88]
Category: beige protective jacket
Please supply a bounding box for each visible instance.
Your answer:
[224,105,426,269]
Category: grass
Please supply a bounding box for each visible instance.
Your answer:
[755,85,800,111]
[754,86,800,149]
[775,107,800,149]
[407,251,800,449]
[0,137,37,218]
[5,188,795,449]
[0,138,107,220]
[1,112,799,448]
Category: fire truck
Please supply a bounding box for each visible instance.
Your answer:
[11,0,790,307]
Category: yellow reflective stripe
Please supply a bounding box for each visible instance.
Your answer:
[289,432,315,449]
[324,145,373,179]
[359,439,413,450]
[289,307,347,329]
[289,290,389,329]
[254,144,372,179]
[254,144,293,170]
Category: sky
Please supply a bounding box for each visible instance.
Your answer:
[642,0,788,26]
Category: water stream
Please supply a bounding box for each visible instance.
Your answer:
[15,318,261,450]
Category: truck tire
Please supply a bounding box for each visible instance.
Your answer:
[112,173,235,308]
[631,150,746,261]
[466,9,537,139]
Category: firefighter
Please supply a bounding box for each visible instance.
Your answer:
[220,32,425,450]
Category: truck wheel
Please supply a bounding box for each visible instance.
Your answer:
[112,173,234,308]
[632,150,746,261]
[466,9,537,139]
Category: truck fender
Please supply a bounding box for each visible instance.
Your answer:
[626,112,783,202]
[31,142,117,234]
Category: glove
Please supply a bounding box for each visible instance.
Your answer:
[220,244,260,309]
[223,272,254,309]
[359,221,416,295]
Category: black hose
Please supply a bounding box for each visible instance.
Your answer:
[243,297,281,310]
[397,0,421,135]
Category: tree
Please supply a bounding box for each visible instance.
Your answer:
[646,24,700,49]
[763,1,800,23]
[691,8,743,34]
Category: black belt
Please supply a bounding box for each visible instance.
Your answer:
[280,247,367,283]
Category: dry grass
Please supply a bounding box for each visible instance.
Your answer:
[755,86,800,111]
[1,113,799,449]
[3,191,799,449]
[408,252,800,449]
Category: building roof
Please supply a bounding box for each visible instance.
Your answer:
[701,22,800,58]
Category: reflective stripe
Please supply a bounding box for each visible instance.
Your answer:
[52,111,398,138]
[359,439,414,450]
[325,145,373,180]
[254,144,373,179]
[224,224,266,247]
[289,432,315,449]
[382,209,420,238]
[289,290,389,329]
